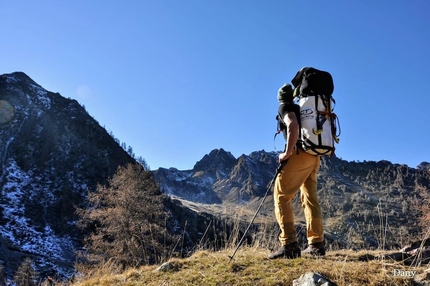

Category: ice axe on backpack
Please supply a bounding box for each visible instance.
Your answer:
[228,160,288,262]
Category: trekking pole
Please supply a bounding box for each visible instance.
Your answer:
[228,160,288,262]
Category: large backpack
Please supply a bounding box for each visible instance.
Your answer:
[276,67,341,156]
[291,67,334,98]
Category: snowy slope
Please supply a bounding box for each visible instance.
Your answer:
[0,72,135,279]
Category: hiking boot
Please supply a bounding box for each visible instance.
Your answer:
[268,242,301,259]
[301,242,326,257]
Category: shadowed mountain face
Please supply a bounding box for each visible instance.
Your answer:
[0,72,136,278]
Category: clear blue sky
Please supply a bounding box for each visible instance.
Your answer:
[1,1,429,170]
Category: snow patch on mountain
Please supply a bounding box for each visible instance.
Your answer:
[0,158,74,277]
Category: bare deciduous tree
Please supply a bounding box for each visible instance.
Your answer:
[0,264,6,286]
[419,191,430,233]
[13,258,38,286]
[77,163,177,268]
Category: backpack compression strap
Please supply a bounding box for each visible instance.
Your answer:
[311,95,340,144]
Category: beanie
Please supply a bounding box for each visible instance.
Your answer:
[277,83,294,103]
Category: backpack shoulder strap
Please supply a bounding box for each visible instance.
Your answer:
[274,112,286,137]
[274,111,300,154]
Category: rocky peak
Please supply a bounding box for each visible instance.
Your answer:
[229,155,251,181]
[1,72,69,117]
[2,71,40,86]
[418,161,430,171]
[248,150,277,165]
[193,148,237,177]
[227,152,279,200]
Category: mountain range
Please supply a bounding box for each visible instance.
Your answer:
[154,147,429,251]
[0,72,429,282]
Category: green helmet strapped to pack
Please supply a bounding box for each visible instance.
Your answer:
[276,67,341,157]
[277,83,294,103]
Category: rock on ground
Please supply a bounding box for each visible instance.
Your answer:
[293,272,334,286]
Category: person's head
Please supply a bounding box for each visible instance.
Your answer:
[277,83,294,104]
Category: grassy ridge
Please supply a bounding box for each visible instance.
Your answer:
[73,248,428,286]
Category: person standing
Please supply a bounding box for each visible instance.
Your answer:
[268,83,325,259]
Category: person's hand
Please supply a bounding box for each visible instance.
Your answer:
[278,151,291,163]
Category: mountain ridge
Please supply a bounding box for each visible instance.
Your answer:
[154,148,430,251]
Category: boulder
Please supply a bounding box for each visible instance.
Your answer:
[293,272,334,286]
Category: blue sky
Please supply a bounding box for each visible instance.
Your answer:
[1,1,429,170]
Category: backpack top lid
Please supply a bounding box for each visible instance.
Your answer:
[291,67,334,97]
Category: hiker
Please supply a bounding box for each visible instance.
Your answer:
[268,82,326,259]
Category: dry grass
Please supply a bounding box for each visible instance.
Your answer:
[67,184,430,286]
[68,199,430,286]
[71,247,428,286]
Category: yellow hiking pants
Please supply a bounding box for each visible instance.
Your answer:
[273,148,324,245]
